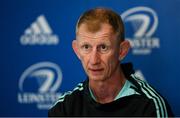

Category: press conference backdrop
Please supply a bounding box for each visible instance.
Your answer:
[1,0,180,116]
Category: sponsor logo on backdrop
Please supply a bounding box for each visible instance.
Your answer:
[18,62,62,110]
[121,6,160,55]
[20,15,59,45]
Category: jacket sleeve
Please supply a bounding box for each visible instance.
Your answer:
[143,98,174,117]
[48,102,66,117]
[143,100,157,117]
[146,98,174,117]
[164,99,174,117]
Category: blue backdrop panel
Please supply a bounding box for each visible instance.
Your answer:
[1,0,180,116]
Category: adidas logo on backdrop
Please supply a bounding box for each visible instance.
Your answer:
[20,15,59,45]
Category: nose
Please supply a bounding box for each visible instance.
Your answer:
[89,48,100,65]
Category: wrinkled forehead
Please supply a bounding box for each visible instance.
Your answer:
[76,23,117,41]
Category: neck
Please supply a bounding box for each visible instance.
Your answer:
[89,66,126,104]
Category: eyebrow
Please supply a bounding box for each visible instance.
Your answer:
[77,32,112,39]
[77,40,112,47]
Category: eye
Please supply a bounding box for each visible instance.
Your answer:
[98,44,109,53]
[82,44,90,50]
[80,44,92,53]
[100,44,107,50]
[83,44,90,49]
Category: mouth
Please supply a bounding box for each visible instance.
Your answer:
[88,68,104,75]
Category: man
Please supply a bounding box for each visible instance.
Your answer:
[48,7,173,117]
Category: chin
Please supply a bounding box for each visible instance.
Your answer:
[88,75,106,81]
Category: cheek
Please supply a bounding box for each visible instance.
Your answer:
[105,54,119,70]
[108,58,116,69]
[80,55,89,68]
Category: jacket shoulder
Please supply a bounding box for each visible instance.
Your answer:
[48,82,84,117]
[130,75,174,117]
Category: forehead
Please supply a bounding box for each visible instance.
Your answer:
[76,23,117,42]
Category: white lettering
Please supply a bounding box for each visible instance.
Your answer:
[20,34,59,45]
[127,37,160,49]
[18,93,61,103]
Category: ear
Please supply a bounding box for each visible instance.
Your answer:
[72,40,81,60]
[119,40,131,61]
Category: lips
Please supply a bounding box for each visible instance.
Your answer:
[88,68,104,75]
[89,68,104,71]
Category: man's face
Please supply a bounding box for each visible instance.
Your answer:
[74,23,120,81]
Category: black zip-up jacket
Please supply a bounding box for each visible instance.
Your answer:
[48,63,174,117]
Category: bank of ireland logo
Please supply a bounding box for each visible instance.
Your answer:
[20,15,59,45]
[18,62,62,110]
[121,6,160,55]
